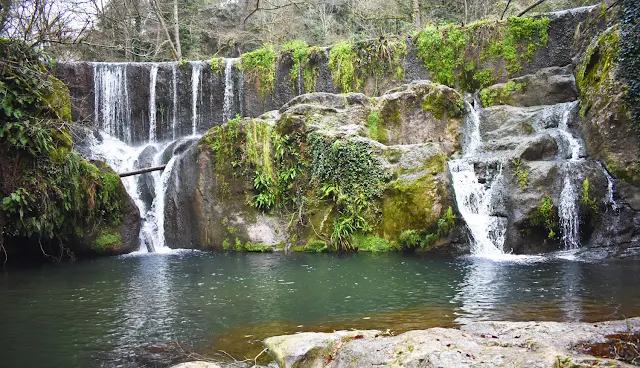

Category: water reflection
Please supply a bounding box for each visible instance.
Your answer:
[453,258,507,323]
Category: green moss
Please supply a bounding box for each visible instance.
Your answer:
[581,178,598,212]
[93,232,121,252]
[328,41,358,93]
[282,40,309,89]
[241,242,273,252]
[303,46,322,92]
[353,234,399,252]
[422,88,465,119]
[293,238,328,252]
[328,38,407,93]
[415,24,468,87]
[381,157,446,239]
[511,159,529,188]
[413,17,549,90]
[366,111,388,143]
[575,26,620,117]
[239,44,276,99]
[485,17,550,73]
[480,80,525,107]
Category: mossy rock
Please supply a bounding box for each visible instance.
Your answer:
[575,26,640,185]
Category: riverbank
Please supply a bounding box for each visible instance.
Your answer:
[177,318,640,367]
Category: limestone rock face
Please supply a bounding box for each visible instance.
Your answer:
[165,82,464,252]
[264,318,640,368]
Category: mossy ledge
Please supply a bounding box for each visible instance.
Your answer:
[194,82,463,253]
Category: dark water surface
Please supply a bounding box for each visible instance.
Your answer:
[2,251,640,367]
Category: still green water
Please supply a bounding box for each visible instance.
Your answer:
[1,251,640,367]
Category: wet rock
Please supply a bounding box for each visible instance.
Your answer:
[170,362,222,368]
[480,66,577,108]
[135,145,158,208]
[264,318,640,368]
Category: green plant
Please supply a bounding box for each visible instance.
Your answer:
[485,17,550,73]
[328,41,358,92]
[367,111,382,141]
[239,44,276,98]
[282,40,309,89]
[530,195,558,239]
[511,159,529,187]
[414,24,468,87]
[210,57,224,74]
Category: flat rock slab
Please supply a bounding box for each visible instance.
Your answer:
[264,318,640,367]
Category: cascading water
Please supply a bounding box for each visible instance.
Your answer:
[223,58,235,123]
[89,62,216,253]
[148,64,158,142]
[556,102,581,250]
[600,163,620,213]
[191,61,203,135]
[93,63,132,143]
[172,63,178,140]
[449,102,508,257]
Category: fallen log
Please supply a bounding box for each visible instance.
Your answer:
[118,165,166,177]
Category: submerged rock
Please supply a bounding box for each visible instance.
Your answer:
[264,318,640,367]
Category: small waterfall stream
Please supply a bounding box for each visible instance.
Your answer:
[88,60,244,252]
[449,102,507,257]
[223,58,235,123]
[148,65,158,142]
[556,102,582,250]
[190,61,203,135]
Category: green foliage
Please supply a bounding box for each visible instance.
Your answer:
[309,134,391,250]
[328,38,407,93]
[414,24,468,87]
[530,195,558,239]
[575,27,621,117]
[367,111,386,142]
[353,234,399,252]
[422,88,465,119]
[511,159,529,187]
[282,40,310,90]
[200,115,243,199]
[303,46,323,92]
[210,57,224,74]
[239,44,276,99]
[413,17,549,90]
[397,206,456,250]
[93,232,121,252]
[473,69,496,89]
[581,178,598,212]
[485,17,550,73]
[0,40,125,248]
[328,41,358,92]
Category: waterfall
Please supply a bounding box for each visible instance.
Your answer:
[223,58,235,123]
[449,102,507,257]
[463,101,482,157]
[600,163,620,213]
[556,102,581,250]
[172,63,178,140]
[93,63,132,143]
[191,61,203,135]
[148,64,158,142]
[450,160,507,256]
[90,61,210,253]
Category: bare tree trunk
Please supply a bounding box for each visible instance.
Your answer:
[173,0,181,60]
[150,0,180,60]
[412,0,420,28]
[463,0,468,25]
